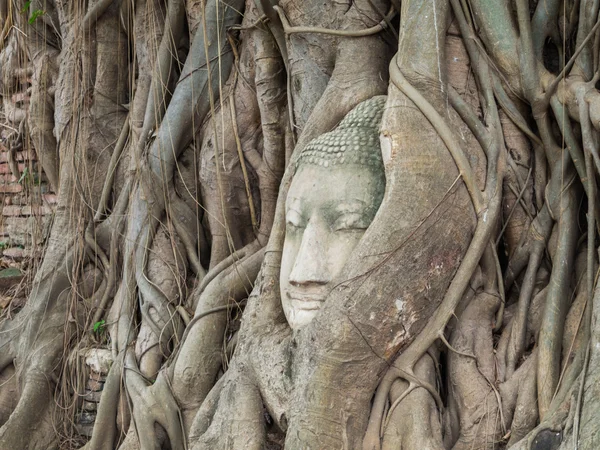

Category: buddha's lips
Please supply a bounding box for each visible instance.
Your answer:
[286,290,327,310]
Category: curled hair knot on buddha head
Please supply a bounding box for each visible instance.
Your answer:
[295,95,386,171]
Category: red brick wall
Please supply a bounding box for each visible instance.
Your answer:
[0,144,55,267]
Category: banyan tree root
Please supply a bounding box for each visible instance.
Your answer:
[0,0,599,449]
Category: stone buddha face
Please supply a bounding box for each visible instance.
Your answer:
[280,96,386,330]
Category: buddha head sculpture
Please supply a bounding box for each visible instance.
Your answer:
[280,96,387,330]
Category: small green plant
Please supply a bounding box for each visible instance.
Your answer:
[21,2,44,24]
[28,9,44,24]
[93,319,106,334]
[0,241,7,251]
[17,167,40,186]
[18,167,29,184]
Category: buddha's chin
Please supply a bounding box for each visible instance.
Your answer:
[286,302,323,330]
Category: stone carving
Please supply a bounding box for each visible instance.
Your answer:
[280,95,386,329]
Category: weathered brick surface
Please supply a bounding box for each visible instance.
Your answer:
[0,163,27,174]
[0,134,55,266]
[43,194,57,204]
[0,151,36,163]
[86,377,104,393]
[3,216,52,246]
[0,86,55,272]
[2,248,25,259]
[0,184,22,193]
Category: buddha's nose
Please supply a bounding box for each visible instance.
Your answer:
[288,219,331,286]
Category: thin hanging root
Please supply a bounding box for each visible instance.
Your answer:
[553,273,588,402]
[88,356,123,450]
[185,301,246,328]
[195,239,261,297]
[170,210,204,277]
[541,20,600,107]
[167,191,203,278]
[84,227,110,273]
[491,75,542,147]
[94,118,130,221]
[383,384,417,430]
[493,245,506,331]
[506,244,543,377]
[176,305,191,325]
[91,182,131,330]
[504,204,553,289]
[228,33,258,232]
[363,364,442,449]
[438,332,507,435]
[537,184,578,419]
[573,342,591,449]
[496,164,533,246]
[389,55,485,214]
[363,368,403,448]
[123,350,186,450]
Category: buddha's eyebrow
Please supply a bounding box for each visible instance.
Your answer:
[334,200,368,214]
[286,196,304,209]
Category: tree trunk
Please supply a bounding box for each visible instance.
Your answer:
[0,0,598,449]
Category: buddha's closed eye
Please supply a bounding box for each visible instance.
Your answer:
[286,209,305,230]
[332,213,369,231]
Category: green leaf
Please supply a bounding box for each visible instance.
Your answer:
[28,9,45,24]
[93,319,106,333]
[18,167,29,184]
[20,1,31,14]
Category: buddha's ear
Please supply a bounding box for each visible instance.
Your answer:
[380,133,392,167]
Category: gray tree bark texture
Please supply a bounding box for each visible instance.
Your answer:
[0,0,598,449]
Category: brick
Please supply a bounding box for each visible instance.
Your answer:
[84,389,102,403]
[43,194,57,204]
[0,151,36,163]
[89,370,103,382]
[4,216,52,246]
[78,410,96,425]
[85,350,113,374]
[0,259,20,269]
[22,151,36,161]
[21,205,53,216]
[75,423,95,438]
[2,205,53,216]
[2,206,21,216]
[0,163,26,174]
[11,92,29,105]
[0,184,22,194]
[0,175,19,183]
[7,195,27,206]
[86,378,104,392]
[2,248,24,260]
[82,400,97,412]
